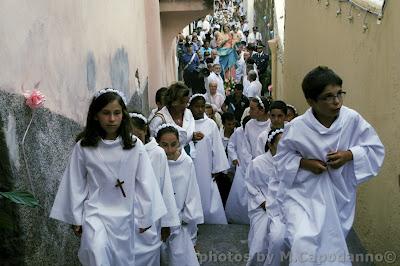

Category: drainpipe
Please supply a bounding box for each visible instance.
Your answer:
[268,38,278,99]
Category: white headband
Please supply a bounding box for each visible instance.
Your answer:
[129,113,147,124]
[155,123,181,138]
[188,93,207,105]
[94,88,127,105]
[286,104,298,115]
[255,96,265,109]
[267,128,284,144]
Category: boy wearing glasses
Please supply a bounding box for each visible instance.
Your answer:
[275,66,385,265]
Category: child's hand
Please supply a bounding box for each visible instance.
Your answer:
[139,226,151,233]
[193,131,204,141]
[300,158,327,174]
[161,227,171,242]
[72,225,82,237]
[232,159,239,166]
[326,150,353,169]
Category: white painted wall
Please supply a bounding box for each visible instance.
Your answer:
[0,0,150,123]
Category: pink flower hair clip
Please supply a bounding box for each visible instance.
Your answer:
[22,81,46,109]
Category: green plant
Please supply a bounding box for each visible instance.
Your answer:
[0,191,39,230]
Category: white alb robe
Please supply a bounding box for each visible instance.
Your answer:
[193,115,229,224]
[135,137,180,266]
[276,106,385,266]
[225,126,252,224]
[244,119,271,158]
[162,151,204,266]
[246,151,285,266]
[50,137,166,266]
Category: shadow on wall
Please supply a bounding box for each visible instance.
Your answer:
[86,51,96,94]
[110,48,130,99]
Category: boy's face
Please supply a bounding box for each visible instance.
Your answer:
[307,84,343,120]
[205,107,214,117]
[270,108,286,128]
[224,120,236,131]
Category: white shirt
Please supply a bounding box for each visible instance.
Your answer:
[245,80,262,98]
[204,92,225,113]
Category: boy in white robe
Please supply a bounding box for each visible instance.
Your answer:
[156,124,204,266]
[244,96,271,158]
[225,115,252,224]
[246,128,286,266]
[189,94,230,224]
[50,89,165,266]
[276,66,385,266]
[130,113,181,266]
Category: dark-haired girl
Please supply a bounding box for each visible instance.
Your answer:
[156,124,203,266]
[130,112,180,266]
[188,94,229,225]
[244,96,271,158]
[246,128,286,266]
[50,89,163,266]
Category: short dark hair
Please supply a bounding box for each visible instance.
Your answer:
[269,100,287,115]
[165,82,190,108]
[221,112,236,124]
[302,66,343,100]
[234,83,244,91]
[155,87,168,105]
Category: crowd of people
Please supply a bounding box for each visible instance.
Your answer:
[177,0,270,100]
[49,1,385,266]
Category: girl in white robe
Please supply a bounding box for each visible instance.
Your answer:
[50,89,165,266]
[246,128,286,266]
[225,115,252,224]
[245,96,271,158]
[255,100,288,157]
[188,94,229,224]
[275,66,385,266]
[156,124,204,266]
[130,113,181,266]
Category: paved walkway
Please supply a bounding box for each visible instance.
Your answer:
[197,224,374,266]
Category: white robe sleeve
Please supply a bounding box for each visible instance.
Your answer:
[245,160,266,212]
[227,130,238,162]
[135,149,166,228]
[182,163,204,225]
[211,123,230,173]
[348,115,385,184]
[274,125,302,202]
[160,154,181,227]
[50,143,88,225]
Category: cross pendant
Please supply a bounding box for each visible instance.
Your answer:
[115,179,126,198]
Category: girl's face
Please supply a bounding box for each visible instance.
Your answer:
[190,99,206,120]
[270,108,286,128]
[132,126,146,143]
[286,108,296,122]
[249,100,264,119]
[96,100,123,139]
[268,133,282,156]
[159,132,180,160]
